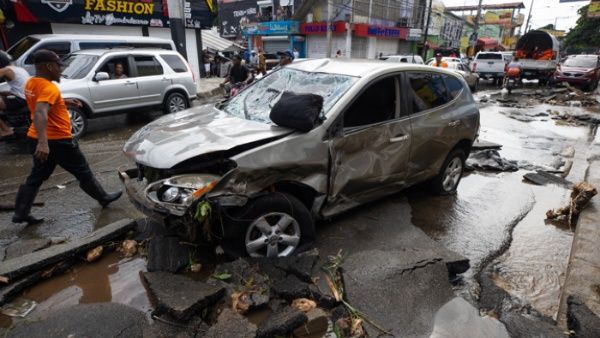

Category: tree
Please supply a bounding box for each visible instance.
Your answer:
[564,5,600,54]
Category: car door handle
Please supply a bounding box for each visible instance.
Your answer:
[448,120,461,127]
[161,77,170,82]
[125,81,136,86]
[390,135,409,143]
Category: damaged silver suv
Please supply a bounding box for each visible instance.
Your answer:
[119,59,480,258]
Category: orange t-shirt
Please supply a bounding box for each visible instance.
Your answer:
[25,77,72,140]
[433,61,448,68]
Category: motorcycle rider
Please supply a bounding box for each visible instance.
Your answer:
[0,51,30,139]
[221,54,251,97]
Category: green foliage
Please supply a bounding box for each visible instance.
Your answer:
[211,272,232,280]
[564,5,600,53]
[194,200,212,224]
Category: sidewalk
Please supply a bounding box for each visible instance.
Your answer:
[557,136,600,328]
[196,77,223,99]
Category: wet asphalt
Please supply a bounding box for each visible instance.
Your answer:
[1,83,599,335]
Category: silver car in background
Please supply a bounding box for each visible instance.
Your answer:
[119,59,480,258]
[59,49,196,137]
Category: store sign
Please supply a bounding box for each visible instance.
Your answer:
[300,21,346,34]
[218,0,300,38]
[12,0,212,28]
[244,20,299,35]
[407,28,422,41]
[354,23,407,39]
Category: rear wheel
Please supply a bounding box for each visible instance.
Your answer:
[163,92,188,114]
[221,192,315,258]
[430,148,466,195]
[68,107,87,139]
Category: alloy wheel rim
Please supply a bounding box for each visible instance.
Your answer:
[69,109,84,137]
[169,96,186,113]
[245,212,301,258]
[442,157,463,192]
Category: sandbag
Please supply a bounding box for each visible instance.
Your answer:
[269,91,324,132]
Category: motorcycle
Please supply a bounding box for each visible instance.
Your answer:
[502,67,522,94]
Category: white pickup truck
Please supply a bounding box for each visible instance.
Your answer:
[471,52,505,83]
[515,30,560,85]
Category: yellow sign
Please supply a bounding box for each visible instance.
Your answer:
[84,0,154,15]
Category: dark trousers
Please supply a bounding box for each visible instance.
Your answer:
[25,138,94,188]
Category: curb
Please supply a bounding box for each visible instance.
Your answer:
[197,86,223,100]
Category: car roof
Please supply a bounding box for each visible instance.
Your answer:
[286,58,459,77]
[71,48,180,56]
[28,34,173,43]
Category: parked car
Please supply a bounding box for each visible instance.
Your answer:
[119,59,480,258]
[471,52,506,83]
[426,58,480,92]
[7,34,175,75]
[59,49,196,137]
[552,54,600,91]
[381,55,425,64]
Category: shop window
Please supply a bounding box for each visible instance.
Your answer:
[343,77,396,128]
[408,72,449,113]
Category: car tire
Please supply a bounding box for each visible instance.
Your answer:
[68,107,88,139]
[163,92,188,114]
[221,192,316,258]
[430,148,466,195]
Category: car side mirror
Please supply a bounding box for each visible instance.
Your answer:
[94,72,110,82]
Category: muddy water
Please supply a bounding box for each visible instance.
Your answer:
[0,251,150,328]
[410,89,594,317]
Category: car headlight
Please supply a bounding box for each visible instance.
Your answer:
[146,174,220,206]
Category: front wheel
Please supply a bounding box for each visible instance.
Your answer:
[430,148,466,195]
[68,107,88,139]
[163,92,189,114]
[221,192,315,258]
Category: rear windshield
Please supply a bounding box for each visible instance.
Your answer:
[7,37,40,60]
[161,54,188,73]
[563,57,597,68]
[477,53,503,60]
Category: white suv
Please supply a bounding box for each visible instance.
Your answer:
[59,49,197,137]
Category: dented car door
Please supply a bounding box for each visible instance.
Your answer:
[324,75,412,216]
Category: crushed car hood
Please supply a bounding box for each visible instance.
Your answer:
[123,104,293,169]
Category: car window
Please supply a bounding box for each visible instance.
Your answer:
[564,57,597,68]
[79,42,122,49]
[161,54,188,73]
[134,56,163,76]
[97,57,130,80]
[408,72,449,113]
[476,53,503,60]
[7,37,39,61]
[61,54,99,79]
[25,41,71,64]
[444,75,464,99]
[344,77,397,128]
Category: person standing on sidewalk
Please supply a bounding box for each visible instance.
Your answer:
[12,50,122,225]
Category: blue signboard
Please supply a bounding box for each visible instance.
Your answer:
[243,20,300,35]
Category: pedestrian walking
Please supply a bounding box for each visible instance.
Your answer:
[12,50,122,225]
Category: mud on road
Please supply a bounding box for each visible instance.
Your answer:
[1,85,600,337]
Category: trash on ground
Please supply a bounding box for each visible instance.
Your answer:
[56,185,66,189]
[546,182,598,228]
[86,246,103,262]
[190,263,202,273]
[466,150,518,172]
[1,298,37,317]
[118,240,137,257]
[292,298,317,313]
[523,171,571,187]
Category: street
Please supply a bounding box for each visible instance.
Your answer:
[0,81,598,337]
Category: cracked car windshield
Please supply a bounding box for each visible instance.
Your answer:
[222,68,357,123]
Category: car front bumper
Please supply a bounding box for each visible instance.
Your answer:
[552,75,593,85]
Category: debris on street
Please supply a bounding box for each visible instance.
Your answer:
[466,150,519,172]
[291,298,317,313]
[1,298,37,317]
[523,171,571,187]
[546,182,597,227]
[117,239,138,257]
[472,140,503,151]
[86,246,103,262]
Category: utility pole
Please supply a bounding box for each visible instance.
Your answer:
[421,0,432,59]
[168,0,187,58]
[326,0,333,57]
[469,0,483,56]
[525,0,534,34]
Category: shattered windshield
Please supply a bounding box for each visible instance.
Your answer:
[222,68,357,124]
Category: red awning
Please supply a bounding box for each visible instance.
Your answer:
[476,38,498,50]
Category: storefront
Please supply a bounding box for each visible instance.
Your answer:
[3,0,213,79]
[243,20,305,56]
[301,21,348,57]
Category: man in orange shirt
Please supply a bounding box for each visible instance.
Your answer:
[12,50,121,225]
[431,53,448,68]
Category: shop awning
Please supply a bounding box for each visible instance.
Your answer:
[202,29,243,52]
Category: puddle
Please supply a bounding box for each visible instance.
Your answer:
[0,251,150,329]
